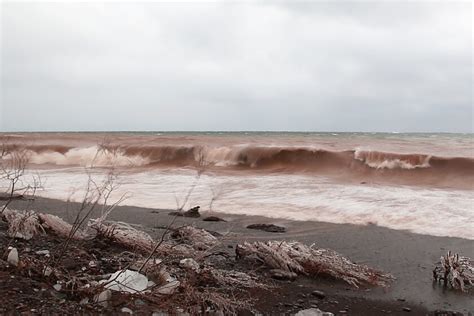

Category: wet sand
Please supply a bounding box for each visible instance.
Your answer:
[9,196,474,314]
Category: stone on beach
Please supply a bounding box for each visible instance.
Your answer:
[104,270,149,293]
[246,223,286,233]
[270,269,297,281]
[95,289,112,307]
[7,248,19,266]
[295,308,334,316]
[169,206,201,218]
[203,216,226,222]
[179,258,200,272]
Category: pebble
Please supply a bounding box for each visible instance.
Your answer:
[270,269,298,281]
[121,307,133,314]
[311,290,326,299]
[96,290,112,307]
[7,248,19,266]
[403,307,411,312]
[134,299,145,306]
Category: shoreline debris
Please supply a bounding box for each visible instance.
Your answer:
[433,251,474,292]
[236,241,394,287]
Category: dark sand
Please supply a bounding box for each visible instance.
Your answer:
[9,197,474,314]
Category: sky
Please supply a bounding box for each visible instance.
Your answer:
[0,1,472,132]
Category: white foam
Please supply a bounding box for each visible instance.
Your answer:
[26,146,150,167]
[22,168,474,240]
[354,149,431,169]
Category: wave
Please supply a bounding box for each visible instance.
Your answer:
[2,144,473,188]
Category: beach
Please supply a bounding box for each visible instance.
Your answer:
[1,132,473,314]
[8,196,474,314]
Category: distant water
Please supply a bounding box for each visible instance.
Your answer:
[1,132,473,239]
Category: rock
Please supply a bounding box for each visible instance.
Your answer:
[295,308,334,316]
[402,307,411,312]
[36,250,50,256]
[270,269,297,281]
[43,266,53,277]
[311,290,326,299]
[121,307,133,314]
[95,289,112,307]
[169,206,201,218]
[179,258,200,272]
[156,280,180,295]
[53,284,62,291]
[7,248,19,266]
[134,299,145,306]
[246,223,286,233]
[203,216,226,222]
[104,270,149,293]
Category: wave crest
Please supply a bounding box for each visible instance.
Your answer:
[354,150,431,169]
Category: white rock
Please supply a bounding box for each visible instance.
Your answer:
[105,270,149,293]
[53,284,62,291]
[95,289,112,307]
[7,248,19,266]
[156,280,180,295]
[121,307,133,314]
[179,258,200,272]
[295,308,334,316]
[36,250,50,256]
[43,266,53,277]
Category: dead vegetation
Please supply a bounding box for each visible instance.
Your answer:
[236,241,395,287]
[433,251,474,292]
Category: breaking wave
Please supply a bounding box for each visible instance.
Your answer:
[2,144,473,188]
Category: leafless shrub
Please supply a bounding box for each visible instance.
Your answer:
[0,143,42,215]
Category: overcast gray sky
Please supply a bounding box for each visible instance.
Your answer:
[1,1,472,132]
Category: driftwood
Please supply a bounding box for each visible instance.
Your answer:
[88,219,154,253]
[2,209,87,240]
[39,213,85,239]
[236,241,394,287]
[433,251,474,292]
[171,226,218,250]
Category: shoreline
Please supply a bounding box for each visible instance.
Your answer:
[8,196,474,314]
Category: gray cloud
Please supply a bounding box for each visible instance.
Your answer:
[1,1,472,132]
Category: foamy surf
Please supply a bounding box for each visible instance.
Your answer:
[29,168,474,240]
[1,132,472,239]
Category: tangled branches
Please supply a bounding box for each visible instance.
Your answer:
[433,251,474,292]
[236,241,394,287]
